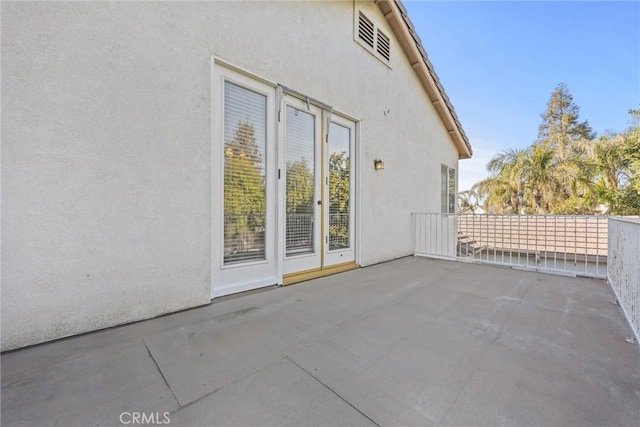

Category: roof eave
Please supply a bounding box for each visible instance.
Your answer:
[376,0,473,159]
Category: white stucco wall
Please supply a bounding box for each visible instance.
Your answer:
[2,1,461,350]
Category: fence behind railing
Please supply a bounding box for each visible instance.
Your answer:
[412,213,608,278]
[608,217,640,342]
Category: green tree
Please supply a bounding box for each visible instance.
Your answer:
[474,91,639,215]
[474,145,566,214]
[537,83,595,151]
[590,134,627,208]
[286,160,314,214]
[223,121,265,253]
[521,144,563,214]
[612,108,640,214]
[329,152,350,212]
[535,84,597,213]
[474,148,527,213]
[625,108,640,192]
[458,189,480,213]
[328,151,350,246]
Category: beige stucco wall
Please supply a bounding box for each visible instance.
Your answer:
[1,1,460,350]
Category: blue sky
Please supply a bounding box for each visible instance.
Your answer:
[403,0,640,191]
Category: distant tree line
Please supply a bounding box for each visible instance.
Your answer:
[463,83,640,215]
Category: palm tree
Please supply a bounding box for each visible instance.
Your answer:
[474,148,527,213]
[476,145,567,214]
[520,144,561,214]
[458,189,480,213]
[582,134,631,213]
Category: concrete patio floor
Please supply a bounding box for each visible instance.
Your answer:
[2,256,639,426]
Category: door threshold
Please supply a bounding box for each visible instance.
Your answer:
[283,262,359,285]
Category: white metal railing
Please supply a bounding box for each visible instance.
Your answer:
[412,213,608,278]
[329,212,350,250]
[412,213,458,260]
[224,213,266,263]
[608,217,640,342]
[286,213,314,254]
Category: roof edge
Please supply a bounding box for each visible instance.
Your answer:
[376,0,473,159]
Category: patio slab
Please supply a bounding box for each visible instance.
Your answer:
[0,341,178,426]
[2,257,639,426]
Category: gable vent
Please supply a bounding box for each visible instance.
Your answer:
[376,30,390,61]
[358,12,375,48]
[355,10,391,66]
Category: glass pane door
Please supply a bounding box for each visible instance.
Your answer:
[223,81,267,264]
[212,65,277,298]
[285,105,315,256]
[328,122,350,250]
[324,116,356,267]
[282,101,322,274]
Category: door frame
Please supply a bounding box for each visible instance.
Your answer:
[324,113,357,267]
[211,58,360,297]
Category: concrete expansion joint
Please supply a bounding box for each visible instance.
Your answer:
[143,332,279,412]
[168,384,226,416]
[170,357,286,415]
[284,356,381,427]
[144,340,181,408]
[438,386,467,423]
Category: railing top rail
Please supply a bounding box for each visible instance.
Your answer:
[608,216,640,225]
[411,212,608,219]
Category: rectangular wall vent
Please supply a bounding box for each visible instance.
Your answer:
[376,30,390,61]
[358,12,375,48]
[355,10,391,65]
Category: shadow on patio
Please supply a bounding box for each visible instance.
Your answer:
[2,257,639,426]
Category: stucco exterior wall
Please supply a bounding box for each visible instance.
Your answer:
[2,1,461,350]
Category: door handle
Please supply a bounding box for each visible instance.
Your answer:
[317,200,322,205]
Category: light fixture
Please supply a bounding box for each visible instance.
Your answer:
[374,159,384,170]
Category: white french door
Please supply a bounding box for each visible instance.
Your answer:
[279,97,357,275]
[212,66,278,298]
[324,115,356,267]
[212,62,357,298]
[280,98,323,275]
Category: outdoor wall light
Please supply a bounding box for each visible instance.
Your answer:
[374,159,384,170]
